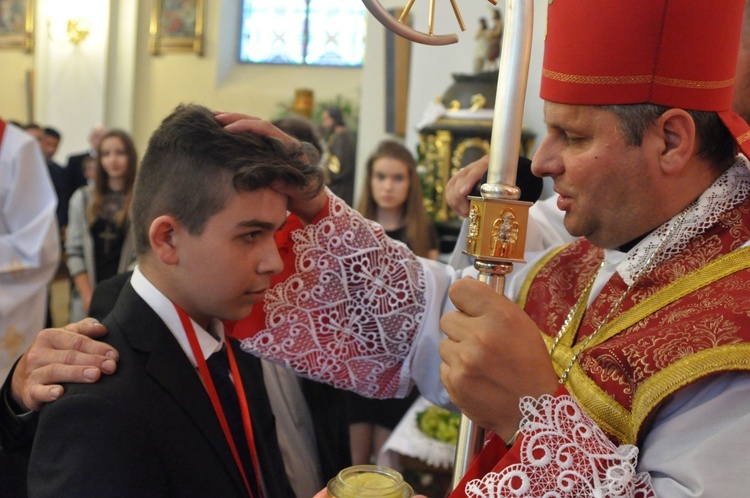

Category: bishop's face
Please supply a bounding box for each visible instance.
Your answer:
[531,102,664,249]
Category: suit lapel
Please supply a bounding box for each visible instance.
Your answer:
[107,284,249,497]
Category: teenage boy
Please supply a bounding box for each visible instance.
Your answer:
[27,104,324,498]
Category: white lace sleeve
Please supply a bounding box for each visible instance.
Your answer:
[240,191,427,399]
[465,394,655,498]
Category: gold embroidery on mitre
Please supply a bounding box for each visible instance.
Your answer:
[542,69,653,85]
[737,130,750,145]
[653,75,734,90]
[543,68,734,90]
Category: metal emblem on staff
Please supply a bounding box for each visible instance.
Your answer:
[464,200,529,262]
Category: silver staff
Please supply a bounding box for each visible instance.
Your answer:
[453,0,534,488]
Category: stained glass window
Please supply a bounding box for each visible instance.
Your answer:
[239,0,366,67]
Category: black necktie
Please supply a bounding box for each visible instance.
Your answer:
[206,345,260,497]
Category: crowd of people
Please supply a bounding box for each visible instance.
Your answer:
[2,1,750,497]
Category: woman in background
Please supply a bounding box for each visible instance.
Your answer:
[349,140,440,465]
[357,140,440,261]
[65,129,137,322]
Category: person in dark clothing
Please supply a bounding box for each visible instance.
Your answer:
[321,106,356,206]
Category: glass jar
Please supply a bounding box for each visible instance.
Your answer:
[327,465,414,498]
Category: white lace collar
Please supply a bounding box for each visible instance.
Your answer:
[615,157,750,285]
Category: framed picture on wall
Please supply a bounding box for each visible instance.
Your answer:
[149,0,204,55]
[0,0,34,52]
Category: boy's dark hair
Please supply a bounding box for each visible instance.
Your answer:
[131,104,324,255]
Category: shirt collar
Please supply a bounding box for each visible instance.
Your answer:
[616,157,750,285]
[130,266,224,366]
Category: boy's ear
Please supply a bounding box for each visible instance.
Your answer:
[654,108,696,175]
[149,215,180,265]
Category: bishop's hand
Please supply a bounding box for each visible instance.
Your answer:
[214,111,328,224]
[445,155,490,218]
[438,276,559,441]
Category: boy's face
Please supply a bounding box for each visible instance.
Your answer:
[171,188,287,326]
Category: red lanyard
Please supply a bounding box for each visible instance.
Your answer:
[174,304,263,498]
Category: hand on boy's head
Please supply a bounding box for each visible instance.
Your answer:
[213,111,300,147]
[214,109,328,223]
[272,180,329,225]
[10,319,118,412]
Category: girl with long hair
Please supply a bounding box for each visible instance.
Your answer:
[357,140,439,260]
[65,129,137,321]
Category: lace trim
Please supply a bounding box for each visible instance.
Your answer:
[621,159,750,284]
[240,190,426,399]
[464,394,654,498]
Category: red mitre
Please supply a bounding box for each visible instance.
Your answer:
[540,0,750,157]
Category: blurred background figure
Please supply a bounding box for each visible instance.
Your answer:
[23,123,43,141]
[40,127,68,233]
[272,115,325,156]
[66,124,107,192]
[0,119,59,383]
[348,140,440,465]
[39,127,70,328]
[321,106,356,206]
[81,154,98,185]
[65,129,137,322]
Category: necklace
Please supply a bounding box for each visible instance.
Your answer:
[550,209,689,384]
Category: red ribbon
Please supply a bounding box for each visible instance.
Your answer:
[174,304,263,498]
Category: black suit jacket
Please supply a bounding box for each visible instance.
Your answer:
[28,283,294,498]
[46,159,69,228]
[65,151,91,194]
[90,272,352,484]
